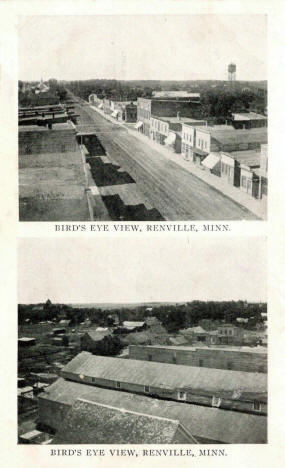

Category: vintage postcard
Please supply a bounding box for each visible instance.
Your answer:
[17,14,267,222]
[0,1,284,468]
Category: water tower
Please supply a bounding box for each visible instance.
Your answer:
[228,63,236,82]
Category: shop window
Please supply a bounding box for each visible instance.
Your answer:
[253,401,261,411]
[178,391,186,401]
[212,396,221,407]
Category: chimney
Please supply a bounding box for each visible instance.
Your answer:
[177,111,181,121]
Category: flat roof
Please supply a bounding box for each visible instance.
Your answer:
[232,112,267,121]
[131,344,267,354]
[19,121,74,132]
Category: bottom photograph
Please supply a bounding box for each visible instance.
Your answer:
[17,236,267,445]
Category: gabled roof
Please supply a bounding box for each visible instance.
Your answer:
[169,336,189,346]
[84,329,111,342]
[40,378,267,443]
[52,398,192,444]
[61,352,266,394]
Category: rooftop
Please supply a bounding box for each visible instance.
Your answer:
[131,344,267,354]
[222,149,261,167]
[232,112,267,121]
[152,91,200,98]
[18,121,75,133]
[52,398,190,444]
[40,378,267,443]
[61,352,266,393]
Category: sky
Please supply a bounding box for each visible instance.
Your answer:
[18,237,267,304]
[18,15,267,82]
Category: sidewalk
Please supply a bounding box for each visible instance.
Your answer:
[89,104,266,220]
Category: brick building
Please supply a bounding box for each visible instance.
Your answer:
[137,97,201,137]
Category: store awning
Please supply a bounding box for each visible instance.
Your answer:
[202,153,220,169]
[111,110,119,118]
[98,103,103,109]
[164,132,176,146]
[135,121,143,129]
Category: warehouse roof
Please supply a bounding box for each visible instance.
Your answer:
[132,344,267,354]
[52,398,191,444]
[40,378,267,444]
[61,352,266,393]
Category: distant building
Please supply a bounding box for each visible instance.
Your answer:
[217,325,244,345]
[129,345,267,373]
[18,337,36,347]
[231,112,267,130]
[80,329,114,354]
[137,97,201,137]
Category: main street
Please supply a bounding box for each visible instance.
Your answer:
[75,102,258,221]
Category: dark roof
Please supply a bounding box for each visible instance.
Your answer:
[41,378,267,443]
[61,352,266,394]
[52,398,191,444]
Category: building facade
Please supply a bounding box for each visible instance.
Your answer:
[129,345,267,373]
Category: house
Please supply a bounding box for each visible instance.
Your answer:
[18,337,36,347]
[80,329,115,354]
[38,377,267,443]
[52,335,69,347]
[52,398,195,444]
[231,112,267,130]
[121,321,146,331]
[129,345,267,373]
[179,326,207,343]
[59,319,71,327]
[137,97,201,137]
[52,328,66,335]
[169,336,190,346]
[217,324,244,345]
[59,352,267,415]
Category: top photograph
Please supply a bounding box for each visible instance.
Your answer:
[18,15,267,222]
